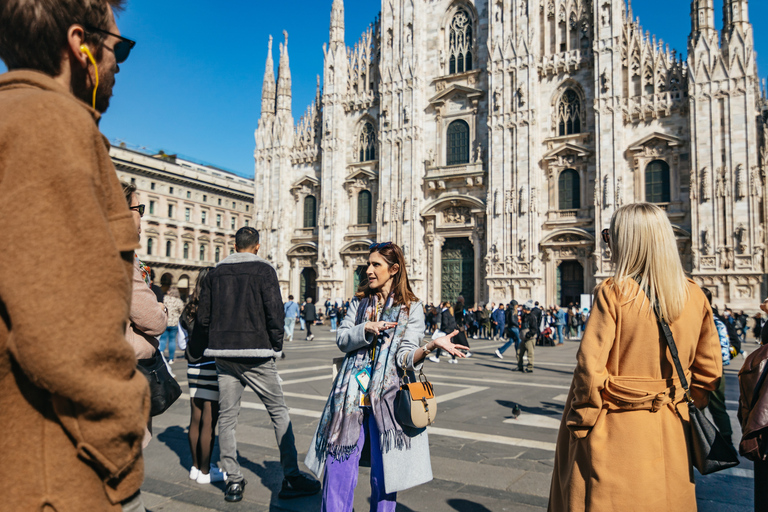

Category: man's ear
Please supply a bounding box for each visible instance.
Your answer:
[66,25,89,69]
[253,243,261,254]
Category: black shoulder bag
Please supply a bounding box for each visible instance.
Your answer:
[137,350,182,417]
[654,308,740,474]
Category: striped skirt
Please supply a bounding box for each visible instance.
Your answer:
[187,360,219,401]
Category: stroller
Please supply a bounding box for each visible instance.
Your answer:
[538,326,555,346]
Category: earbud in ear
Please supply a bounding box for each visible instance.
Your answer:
[79,44,99,110]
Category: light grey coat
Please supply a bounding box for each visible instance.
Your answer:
[304,299,433,494]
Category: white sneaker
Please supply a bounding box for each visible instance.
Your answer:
[196,471,211,484]
[448,358,458,364]
[472,335,478,339]
[189,466,199,480]
[428,356,440,363]
[495,349,503,359]
[465,352,472,358]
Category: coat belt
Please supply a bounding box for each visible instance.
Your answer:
[602,376,685,413]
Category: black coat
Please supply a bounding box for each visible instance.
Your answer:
[440,309,457,332]
[304,303,317,321]
[197,254,284,358]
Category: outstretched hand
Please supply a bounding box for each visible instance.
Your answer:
[432,330,469,358]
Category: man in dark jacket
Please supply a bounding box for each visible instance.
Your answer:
[303,297,317,340]
[518,301,539,373]
[197,227,320,502]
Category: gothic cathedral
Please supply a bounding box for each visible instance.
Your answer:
[254,0,768,310]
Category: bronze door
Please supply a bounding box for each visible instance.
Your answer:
[441,238,474,305]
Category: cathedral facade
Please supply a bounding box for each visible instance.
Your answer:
[254,0,768,310]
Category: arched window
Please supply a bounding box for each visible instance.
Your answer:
[147,238,153,256]
[448,8,473,74]
[358,190,372,224]
[358,123,376,162]
[199,245,206,261]
[645,160,671,203]
[304,195,317,228]
[558,169,581,210]
[183,242,189,259]
[166,240,172,257]
[446,120,470,165]
[215,246,221,263]
[557,89,582,136]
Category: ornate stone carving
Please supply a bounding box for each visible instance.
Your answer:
[383,201,390,223]
[519,239,527,260]
[616,176,623,206]
[494,188,501,216]
[603,175,613,207]
[530,187,537,213]
[736,165,746,200]
[735,224,748,254]
[402,199,410,222]
[751,167,763,198]
[443,206,471,224]
[702,228,713,255]
[701,167,711,201]
[506,189,516,214]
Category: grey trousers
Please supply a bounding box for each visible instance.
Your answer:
[120,491,145,512]
[216,358,300,483]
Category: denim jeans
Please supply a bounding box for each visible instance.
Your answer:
[555,325,564,345]
[216,358,300,483]
[159,325,178,361]
[284,317,296,342]
[330,317,338,331]
[322,410,396,512]
[498,327,520,354]
[300,317,306,330]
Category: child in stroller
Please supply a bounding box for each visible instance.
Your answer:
[539,326,555,346]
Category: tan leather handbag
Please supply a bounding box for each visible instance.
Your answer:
[395,369,436,429]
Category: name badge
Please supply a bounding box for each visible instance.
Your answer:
[355,367,371,393]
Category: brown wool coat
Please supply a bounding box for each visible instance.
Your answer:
[0,71,150,511]
[548,279,722,512]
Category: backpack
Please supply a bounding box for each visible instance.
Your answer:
[570,314,579,327]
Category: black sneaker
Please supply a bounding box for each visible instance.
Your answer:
[278,473,321,499]
[225,480,246,502]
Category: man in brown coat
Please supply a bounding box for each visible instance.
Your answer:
[0,1,149,511]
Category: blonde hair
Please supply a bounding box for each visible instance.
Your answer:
[608,202,689,323]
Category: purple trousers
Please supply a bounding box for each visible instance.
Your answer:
[321,410,397,512]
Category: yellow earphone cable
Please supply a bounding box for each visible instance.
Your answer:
[80,45,99,110]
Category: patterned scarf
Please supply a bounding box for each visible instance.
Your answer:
[135,253,151,286]
[314,294,411,463]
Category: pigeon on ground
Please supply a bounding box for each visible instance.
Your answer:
[512,403,521,419]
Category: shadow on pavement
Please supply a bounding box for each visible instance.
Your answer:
[497,399,564,418]
[447,498,493,511]
[237,455,322,511]
[155,425,194,472]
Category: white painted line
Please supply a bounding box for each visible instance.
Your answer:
[277,365,332,375]
[281,391,328,401]
[428,373,570,390]
[713,467,753,478]
[552,394,569,403]
[280,375,331,386]
[427,426,557,451]
[503,414,562,430]
[726,400,739,405]
[436,386,489,404]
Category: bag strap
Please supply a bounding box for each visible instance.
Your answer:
[750,358,768,410]
[653,306,695,406]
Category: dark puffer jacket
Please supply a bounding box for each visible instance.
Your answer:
[198,252,285,358]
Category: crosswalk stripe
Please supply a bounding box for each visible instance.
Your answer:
[428,373,570,390]
[503,414,562,430]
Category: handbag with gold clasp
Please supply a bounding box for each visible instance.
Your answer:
[395,367,437,429]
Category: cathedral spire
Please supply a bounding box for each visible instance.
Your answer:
[260,35,276,118]
[276,30,292,116]
[722,0,750,36]
[690,0,716,46]
[329,0,345,49]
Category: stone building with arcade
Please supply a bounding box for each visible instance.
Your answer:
[254,0,768,310]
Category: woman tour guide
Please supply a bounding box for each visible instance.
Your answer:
[548,203,722,511]
[306,242,468,511]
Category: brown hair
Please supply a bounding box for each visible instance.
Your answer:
[182,267,212,321]
[0,0,126,76]
[120,180,136,206]
[355,243,419,308]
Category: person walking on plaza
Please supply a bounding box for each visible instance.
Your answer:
[160,287,184,365]
[738,297,768,512]
[330,303,340,332]
[548,203,722,511]
[197,227,320,502]
[429,301,460,364]
[182,269,227,485]
[284,295,299,342]
[517,301,538,373]
[495,301,520,359]
[491,303,506,342]
[477,303,491,339]
[553,304,567,345]
[306,242,467,512]
[702,287,735,448]
[304,296,317,340]
[0,3,149,509]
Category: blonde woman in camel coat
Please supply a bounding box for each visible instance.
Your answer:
[548,203,722,512]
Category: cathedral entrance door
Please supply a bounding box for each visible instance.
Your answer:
[441,238,474,305]
[300,267,317,302]
[353,265,367,294]
[557,260,584,306]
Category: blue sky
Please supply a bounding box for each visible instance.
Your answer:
[2,1,767,178]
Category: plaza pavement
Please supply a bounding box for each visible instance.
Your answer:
[142,324,755,511]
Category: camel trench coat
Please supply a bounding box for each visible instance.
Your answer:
[548,279,722,512]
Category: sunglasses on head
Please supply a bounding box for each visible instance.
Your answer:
[84,25,136,63]
[601,229,610,244]
[369,241,393,252]
[130,204,145,217]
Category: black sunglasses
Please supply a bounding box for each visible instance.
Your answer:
[369,242,393,252]
[601,229,610,244]
[130,204,145,217]
[84,25,136,63]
